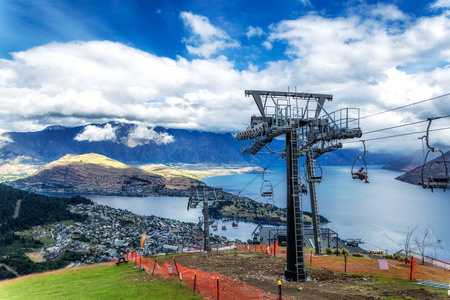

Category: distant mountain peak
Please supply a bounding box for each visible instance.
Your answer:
[41,153,130,171]
[44,125,66,131]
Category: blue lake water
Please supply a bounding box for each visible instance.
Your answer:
[203,165,450,259]
[86,165,450,259]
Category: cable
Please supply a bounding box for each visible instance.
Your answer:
[235,155,281,196]
[343,126,450,144]
[363,114,450,135]
[360,92,450,120]
[252,177,286,202]
[363,119,429,135]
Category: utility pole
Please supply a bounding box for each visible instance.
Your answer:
[236,90,362,281]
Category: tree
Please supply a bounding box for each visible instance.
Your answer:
[401,224,418,266]
[414,227,442,265]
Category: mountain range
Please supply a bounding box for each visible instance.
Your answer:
[382,144,450,172]
[395,150,450,186]
[3,121,448,190]
[0,122,401,168]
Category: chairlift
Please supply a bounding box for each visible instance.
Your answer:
[266,197,275,213]
[260,172,274,197]
[232,221,239,229]
[299,165,308,195]
[306,160,323,183]
[351,141,369,181]
[418,119,449,192]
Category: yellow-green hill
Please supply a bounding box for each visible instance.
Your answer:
[13,153,204,195]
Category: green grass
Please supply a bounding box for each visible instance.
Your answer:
[0,263,202,300]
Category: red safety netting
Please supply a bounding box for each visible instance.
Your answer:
[120,252,292,300]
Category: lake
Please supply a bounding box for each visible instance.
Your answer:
[87,165,450,259]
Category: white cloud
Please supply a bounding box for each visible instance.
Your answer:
[298,0,311,7]
[74,123,117,142]
[431,0,450,9]
[1,7,450,153]
[246,26,264,39]
[127,125,175,146]
[262,41,273,50]
[370,4,408,21]
[180,11,239,58]
[0,132,14,145]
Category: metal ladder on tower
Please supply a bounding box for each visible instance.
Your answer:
[306,148,322,254]
[291,128,307,281]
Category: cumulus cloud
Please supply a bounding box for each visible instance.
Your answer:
[246,26,264,38]
[370,4,408,21]
[1,7,450,153]
[0,132,14,145]
[127,124,175,146]
[430,0,450,9]
[180,11,239,58]
[74,123,117,142]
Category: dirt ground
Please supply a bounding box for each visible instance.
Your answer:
[25,252,46,263]
[158,251,448,300]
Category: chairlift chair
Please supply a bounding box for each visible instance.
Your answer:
[260,172,274,197]
[307,160,323,183]
[351,141,368,181]
[418,119,449,192]
[266,196,275,213]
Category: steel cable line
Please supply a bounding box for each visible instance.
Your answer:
[235,154,281,196]
[362,114,450,135]
[252,176,286,202]
[343,126,450,144]
[360,92,450,120]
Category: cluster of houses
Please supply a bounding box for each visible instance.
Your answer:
[25,203,229,265]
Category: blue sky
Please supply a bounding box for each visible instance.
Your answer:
[1,0,450,151]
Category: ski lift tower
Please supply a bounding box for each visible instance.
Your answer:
[188,187,225,252]
[236,90,362,281]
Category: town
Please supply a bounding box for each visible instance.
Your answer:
[22,203,231,266]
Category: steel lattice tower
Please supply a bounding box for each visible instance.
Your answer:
[236,90,362,281]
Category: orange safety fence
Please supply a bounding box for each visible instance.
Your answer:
[120,252,292,300]
[234,245,449,282]
[235,243,287,258]
[303,253,450,282]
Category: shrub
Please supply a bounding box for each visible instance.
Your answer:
[333,248,342,255]
[342,248,349,256]
[352,253,364,257]
[325,247,333,255]
[385,254,394,259]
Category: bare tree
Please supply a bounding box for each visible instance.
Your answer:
[401,224,418,266]
[414,227,431,265]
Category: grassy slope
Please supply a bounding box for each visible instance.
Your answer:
[0,262,201,300]
[40,153,131,170]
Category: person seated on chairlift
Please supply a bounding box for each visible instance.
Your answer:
[301,184,308,195]
[357,167,369,183]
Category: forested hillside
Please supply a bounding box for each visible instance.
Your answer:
[0,184,92,279]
